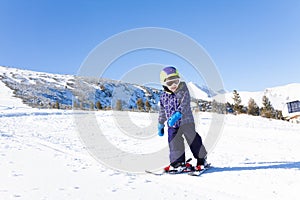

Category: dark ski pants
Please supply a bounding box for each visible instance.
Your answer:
[168,123,207,165]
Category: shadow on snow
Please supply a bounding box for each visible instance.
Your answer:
[206,161,300,174]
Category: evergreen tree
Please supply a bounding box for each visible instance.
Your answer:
[136,98,144,111]
[198,100,207,112]
[145,100,151,112]
[54,101,60,109]
[232,90,242,114]
[211,100,218,113]
[275,110,283,120]
[90,102,94,110]
[261,95,274,118]
[73,101,78,109]
[80,102,84,110]
[96,101,102,110]
[115,99,122,111]
[247,98,259,116]
[226,102,234,113]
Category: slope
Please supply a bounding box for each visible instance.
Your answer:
[1,107,300,199]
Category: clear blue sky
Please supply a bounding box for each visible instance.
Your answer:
[0,0,299,92]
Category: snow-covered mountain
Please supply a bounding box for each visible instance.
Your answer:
[190,81,300,118]
[0,66,161,110]
[222,84,300,118]
[0,66,216,110]
[186,82,211,101]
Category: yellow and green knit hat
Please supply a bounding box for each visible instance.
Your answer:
[160,66,180,85]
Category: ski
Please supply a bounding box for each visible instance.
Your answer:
[145,170,165,176]
[145,168,194,176]
[188,164,212,176]
[145,159,212,176]
[145,158,194,176]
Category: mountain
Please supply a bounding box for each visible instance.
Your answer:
[222,84,300,117]
[188,81,300,118]
[186,82,211,101]
[0,66,161,110]
[189,82,227,97]
[0,66,216,111]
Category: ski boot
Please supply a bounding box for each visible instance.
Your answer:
[195,157,209,171]
[164,161,186,173]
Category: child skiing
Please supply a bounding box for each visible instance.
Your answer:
[158,66,208,172]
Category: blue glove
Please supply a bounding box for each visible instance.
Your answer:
[158,123,165,136]
[168,111,182,127]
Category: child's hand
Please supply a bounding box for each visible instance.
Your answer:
[158,123,165,136]
[168,111,182,127]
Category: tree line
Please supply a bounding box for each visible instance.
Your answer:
[71,98,153,112]
[231,90,283,119]
[50,89,284,120]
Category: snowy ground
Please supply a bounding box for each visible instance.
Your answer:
[1,83,300,200]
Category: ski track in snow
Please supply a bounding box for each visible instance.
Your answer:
[0,109,300,199]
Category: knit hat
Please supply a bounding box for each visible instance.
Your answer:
[160,66,180,85]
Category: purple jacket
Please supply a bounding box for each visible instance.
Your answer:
[158,82,194,128]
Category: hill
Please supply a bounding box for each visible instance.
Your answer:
[222,84,300,118]
[0,66,161,110]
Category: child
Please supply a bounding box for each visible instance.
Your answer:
[158,66,208,172]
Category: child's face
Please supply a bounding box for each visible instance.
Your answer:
[165,77,180,92]
[168,84,178,92]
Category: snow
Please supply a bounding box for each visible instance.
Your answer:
[223,83,300,111]
[187,82,210,101]
[1,78,300,199]
[0,79,29,109]
[0,66,161,110]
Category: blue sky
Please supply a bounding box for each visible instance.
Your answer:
[0,0,299,92]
